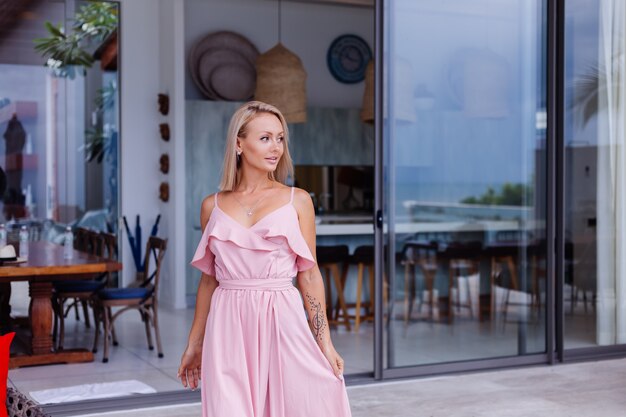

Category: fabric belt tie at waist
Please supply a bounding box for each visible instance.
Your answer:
[218,278,294,291]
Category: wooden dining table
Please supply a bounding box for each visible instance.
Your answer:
[0,240,122,368]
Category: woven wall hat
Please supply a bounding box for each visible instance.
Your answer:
[188,31,259,101]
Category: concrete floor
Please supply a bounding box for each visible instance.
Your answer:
[75,357,626,417]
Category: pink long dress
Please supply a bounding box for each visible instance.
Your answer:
[190,187,352,417]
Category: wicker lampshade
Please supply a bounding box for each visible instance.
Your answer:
[360,60,374,123]
[255,43,307,123]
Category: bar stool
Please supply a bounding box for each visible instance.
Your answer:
[349,245,375,332]
[333,245,394,331]
[529,240,547,314]
[316,245,351,331]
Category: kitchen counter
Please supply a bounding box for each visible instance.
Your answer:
[315,218,533,236]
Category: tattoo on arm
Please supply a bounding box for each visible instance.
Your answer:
[305,293,327,342]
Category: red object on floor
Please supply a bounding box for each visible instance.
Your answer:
[1,332,15,417]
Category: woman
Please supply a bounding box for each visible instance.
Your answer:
[178,101,352,417]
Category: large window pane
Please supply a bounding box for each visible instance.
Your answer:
[384,0,547,367]
[0,0,120,364]
[564,0,626,348]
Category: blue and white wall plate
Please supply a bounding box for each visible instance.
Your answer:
[327,34,372,84]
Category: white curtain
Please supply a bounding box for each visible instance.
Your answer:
[596,0,626,345]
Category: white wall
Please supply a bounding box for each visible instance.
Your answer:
[118,0,163,294]
[118,0,187,309]
[184,0,374,107]
[158,0,187,309]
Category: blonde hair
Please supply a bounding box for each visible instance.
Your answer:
[219,101,294,191]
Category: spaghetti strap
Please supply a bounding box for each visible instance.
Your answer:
[290,186,295,203]
[214,192,219,208]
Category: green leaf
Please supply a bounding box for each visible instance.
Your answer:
[44,21,65,38]
[34,2,118,78]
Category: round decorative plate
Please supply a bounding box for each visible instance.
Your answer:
[211,64,256,101]
[197,49,255,100]
[188,31,259,101]
[326,34,372,84]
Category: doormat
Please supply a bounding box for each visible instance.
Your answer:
[29,379,157,404]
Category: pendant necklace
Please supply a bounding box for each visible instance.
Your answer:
[232,182,275,217]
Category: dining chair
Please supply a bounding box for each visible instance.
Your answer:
[487,243,520,322]
[488,232,543,328]
[438,241,482,324]
[59,227,94,324]
[53,229,109,350]
[402,241,438,324]
[93,231,120,350]
[528,239,547,316]
[94,236,167,363]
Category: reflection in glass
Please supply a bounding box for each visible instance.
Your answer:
[0,1,120,241]
[384,0,547,367]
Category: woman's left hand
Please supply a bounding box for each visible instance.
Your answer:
[321,345,345,380]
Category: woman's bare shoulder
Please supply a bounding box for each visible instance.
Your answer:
[291,187,314,213]
[201,193,217,210]
[200,193,218,227]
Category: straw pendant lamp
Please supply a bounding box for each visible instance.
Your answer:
[254,0,307,123]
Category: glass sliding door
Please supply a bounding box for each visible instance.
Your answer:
[564,0,626,351]
[381,0,548,371]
